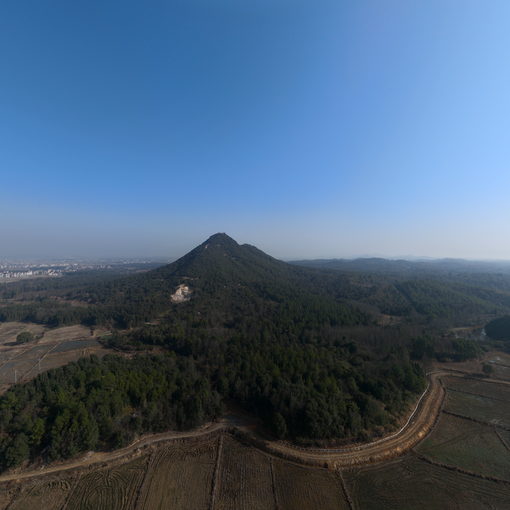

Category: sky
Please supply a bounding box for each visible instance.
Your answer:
[1,1,510,260]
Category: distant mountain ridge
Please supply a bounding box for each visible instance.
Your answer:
[291,256,510,276]
[44,233,510,328]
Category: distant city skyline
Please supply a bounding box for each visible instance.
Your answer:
[2,1,510,260]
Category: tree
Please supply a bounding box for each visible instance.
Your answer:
[482,363,493,376]
[272,412,288,439]
[16,331,34,344]
[4,433,29,468]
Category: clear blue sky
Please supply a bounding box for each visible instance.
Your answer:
[1,1,509,259]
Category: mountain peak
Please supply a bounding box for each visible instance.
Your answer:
[203,233,238,246]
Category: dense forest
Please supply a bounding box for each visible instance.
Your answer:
[0,354,222,470]
[485,315,510,342]
[0,234,498,469]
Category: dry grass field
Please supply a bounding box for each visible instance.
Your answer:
[444,384,510,428]
[136,438,217,510]
[273,458,350,510]
[0,435,353,510]
[0,322,110,391]
[444,376,510,400]
[8,479,75,510]
[416,412,510,480]
[0,322,46,345]
[345,454,509,510]
[64,456,148,510]
[215,435,275,510]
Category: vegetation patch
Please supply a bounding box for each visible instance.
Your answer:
[486,316,510,341]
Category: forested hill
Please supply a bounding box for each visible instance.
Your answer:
[0,234,496,468]
[78,236,510,327]
[291,257,510,324]
[0,234,426,463]
[71,233,369,328]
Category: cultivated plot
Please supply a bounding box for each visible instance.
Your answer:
[64,456,148,510]
[273,458,350,510]
[416,412,510,480]
[8,479,74,510]
[444,377,510,401]
[215,435,275,510]
[136,438,217,510]
[444,388,510,428]
[0,322,45,345]
[0,323,109,389]
[345,454,510,510]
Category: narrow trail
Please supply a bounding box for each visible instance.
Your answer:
[1,369,508,482]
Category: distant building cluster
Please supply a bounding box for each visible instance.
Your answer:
[0,268,62,280]
[0,258,163,282]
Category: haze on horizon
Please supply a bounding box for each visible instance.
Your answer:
[1,1,510,261]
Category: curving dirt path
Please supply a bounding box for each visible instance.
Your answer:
[1,369,505,482]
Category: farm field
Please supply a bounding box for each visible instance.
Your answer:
[492,363,510,381]
[0,435,352,510]
[136,438,217,510]
[0,322,110,391]
[498,430,510,450]
[444,386,510,428]
[215,435,275,510]
[8,478,76,510]
[0,322,46,345]
[345,454,510,510]
[65,456,148,510]
[444,376,510,400]
[272,457,349,510]
[416,412,510,480]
